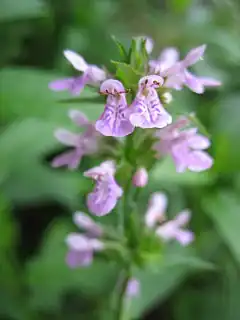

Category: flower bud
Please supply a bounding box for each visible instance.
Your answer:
[161,92,173,104]
[132,168,148,187]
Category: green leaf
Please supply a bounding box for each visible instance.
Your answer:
[111,61,141,89]
[26,218,120,312]
[204,191,240,264]
[129,37,148,73]
[0,0,47,21]
[212,95,240,172]
[130,245,212,318]
[0,119,89,205]
[0,68,103,125]
[111,35,128,62]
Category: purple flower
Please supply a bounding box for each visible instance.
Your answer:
[128,75,172,129]
[132,167,148,187]
[84,161,123,216]
[73,211,103,237]
[66,233,104,268]
[149,45,221,93]
[154,117,213,172]
[145,192,194,246]
[52,110,100,169]
[95,79,134,137]
[126,278,140,298]
[49,50,106,95]
[66,212,104,268]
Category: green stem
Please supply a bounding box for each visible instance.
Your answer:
[115,270,131,320]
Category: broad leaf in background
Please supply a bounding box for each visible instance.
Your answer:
[212,95,240,172]
[0,197,25,320]
[130,245,214,318]
[26,218,120,312]
[204,191,240,264]
[1,0,47,21]
[0,119,89,205]
[0,68,103,126]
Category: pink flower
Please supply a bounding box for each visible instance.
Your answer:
[49,50,106,95]
[52,110,100,169]
[66,212,104,268]
[145,192,194,246]
[149,45,221,93]
[132,167,148,187]
[95,79,134,137]
[84,161,123,216]
[154,117,213,172]
[129,75,172,129]
[126,278,140,297]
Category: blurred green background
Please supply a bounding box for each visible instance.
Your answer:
[1,0,240,319]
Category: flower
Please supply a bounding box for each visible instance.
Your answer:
[145,192,194,246]
[132,167,148,187]
[128,75,172,129]
[84,160,123,216]
[154,117,213,172]
[136,35,154,54]
[49,50,106,95]
[66,233,104,268]
[95,79,134,137]
[66,212,104,268]
[126,278,140,297]
[73,211,103,237]
[52,110,100,169]
[149,45,221,93]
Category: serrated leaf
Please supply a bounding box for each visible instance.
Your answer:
[111,61,141,89]
[111,35,128,62]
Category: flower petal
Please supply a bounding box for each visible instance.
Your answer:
[54,129,79,146]
[158,47,179,69]
[63,50,88,72]
[68,109,89,127]
[145,192,168,228]
[96,96,134,137]
[126,278,140,297]
[66,250,93,268]
[184,71,204,94]
[100,79,125,94]
[51,150,82,169]
[175,230,194,246]
[66,233,91,251]
[73,211,102,236]
[87,66,106,82]
[187,150,213,172]
[198,77,221,87]
[183,44,206,67]
[48,78,73,91]
[187,134,210,149]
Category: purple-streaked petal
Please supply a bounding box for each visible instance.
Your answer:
[175,230,194,246]
[96,96,134,137]
[87,175,122,216]
[63,50,88,72]
[126,278,140,297]
[68,109,89,127]
[187,134,210,149]
[183,44,206,67]
[73,212,103,237]
[100,79,125,94]
[54,129,79,146]
[66,250,93,268]
[187,150,213,172]
[48,78,73,91]
[139,75,164,89]
[84,160,116,179]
